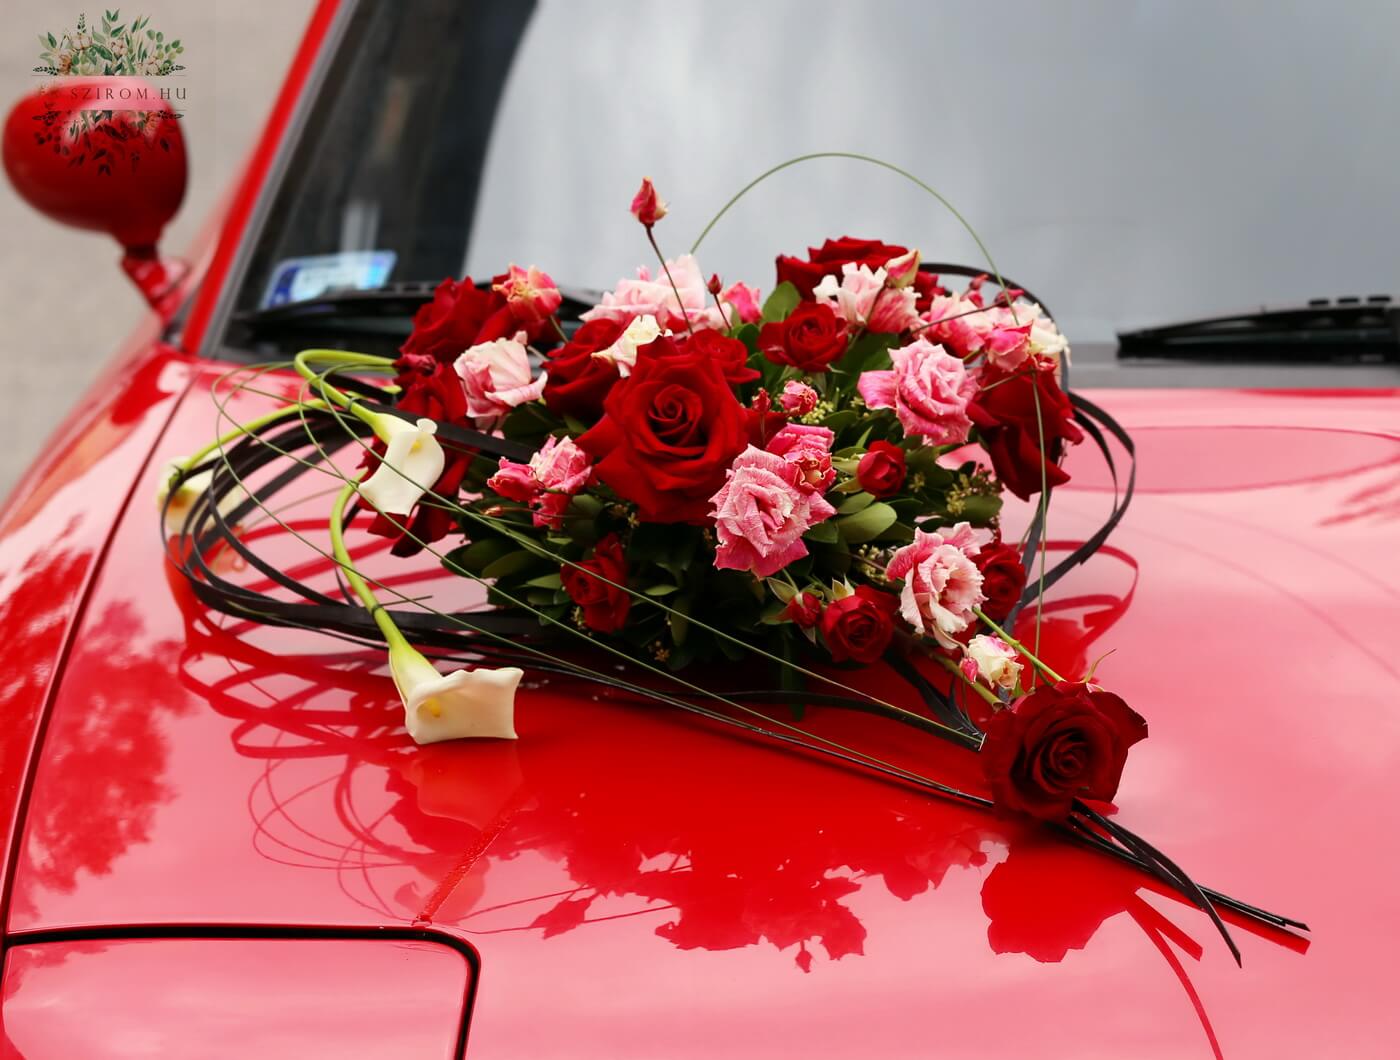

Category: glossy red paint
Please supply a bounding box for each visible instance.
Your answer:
[2,936,472,1057]
[2,80,187,249]
[2,359,1398,1056]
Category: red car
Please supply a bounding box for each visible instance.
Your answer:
[2,2,1398,1056]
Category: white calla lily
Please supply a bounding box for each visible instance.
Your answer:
[389,641,522,744]
[157,459,244,537]
[358,416,446,517]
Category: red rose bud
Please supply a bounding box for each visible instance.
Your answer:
[630,177,668,227]
[783,591,823,628]
[758,302,849,373]
[707,273,724,297]
[856,441,906,499]
[561,534,631,633]
[819,585,897,664]
[973,540,1027,623]
[980,681,1148,821]
[968,359,1084,501]
[885,248,921,289]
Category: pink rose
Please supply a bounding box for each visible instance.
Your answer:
[581,254,717,332]
[857,337,977,444]
[779,380,819,416]
[721,281,764,324]
[454,333,547,428]
[813,263,919,334]
[710,447,837,577]
[493,264,563,327]
[765,423,835,493]
[885,523,988,648]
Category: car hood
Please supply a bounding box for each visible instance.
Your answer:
[5,362,1400,1057]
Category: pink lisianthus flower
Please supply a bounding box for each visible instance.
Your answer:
[709,447,837,577]
[857,337,977,444]
[493,264,563,327]
[486,436,592,530]
[886,523,989,648]
[765,423,836,493]
[721,281,764,324]
[813,263,919,334]
[581,254,718,332]
[779,379,819,416]
[961,634,1022,692]
[454,332,547,429]
[486,458,538,503]
[984,318,1034,370]
[919,293,993,359]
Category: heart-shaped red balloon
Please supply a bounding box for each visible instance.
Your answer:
[3,77,187,249]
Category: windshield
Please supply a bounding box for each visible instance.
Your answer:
[224,0,1400,385]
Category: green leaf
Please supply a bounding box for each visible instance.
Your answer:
[836,491,875,515]
[804,519,841,545]
[958,493,1003,525]
[524,572,563,590]
[444,536,515,575]
[760,281,800,324]
[838,502,897,543]
[643,584,679,597]
[820,409,861,433]
[764,577,798,603]
[482,550,541,581]
[47,32,57,48]
[668,601,691,646]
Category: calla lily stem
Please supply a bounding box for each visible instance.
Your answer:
[328,476,408,652]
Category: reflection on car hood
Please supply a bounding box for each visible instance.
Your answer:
[6,366,1400,1057]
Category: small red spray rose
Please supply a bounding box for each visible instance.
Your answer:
[630,177,668,227]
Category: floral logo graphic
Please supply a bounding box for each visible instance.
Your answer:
[28,10,185,177]
[34,10,184,78]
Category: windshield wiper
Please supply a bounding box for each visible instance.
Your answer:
[224,281,602,357]
[1117,296,1400,363]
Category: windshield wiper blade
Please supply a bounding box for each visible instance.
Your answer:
[1117,296,1400,363]
[228,281,603,341]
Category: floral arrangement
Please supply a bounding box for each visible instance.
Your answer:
[161,162,1305,959]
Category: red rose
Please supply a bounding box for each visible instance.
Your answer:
[968,360,1083,501]
[542,318,626,420]
[980,681,1148,821]
[975,540,1026,623]
[819,585,897,664]
[365,355,473,556]
[577,345,749,523]
[856,441,906,499]
[400,277,516,363]
[775,237,908,299]
[561,534,631,633]
[783,591,823,628]
[758,302,849,373]
[678,328,760,386]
